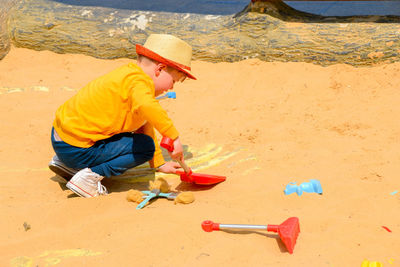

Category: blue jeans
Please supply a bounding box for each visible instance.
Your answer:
[51,128,155,177]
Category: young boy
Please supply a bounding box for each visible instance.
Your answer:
[48,34,196,198]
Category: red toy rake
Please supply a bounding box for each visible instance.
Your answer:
[160,137,226,185]
[201,217,300,254]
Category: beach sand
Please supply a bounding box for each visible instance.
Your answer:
[0,47,399,266]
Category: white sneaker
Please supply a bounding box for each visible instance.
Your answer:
[66,168,108,198]
[48,155,79,182]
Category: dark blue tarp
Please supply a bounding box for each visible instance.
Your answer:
[287,1,400,16]
[51,0,400,16]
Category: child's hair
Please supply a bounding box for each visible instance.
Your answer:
[137,54,179,73]
[137,54,156,64]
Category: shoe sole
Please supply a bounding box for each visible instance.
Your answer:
[66,181,94,198]
[48,163,76,182]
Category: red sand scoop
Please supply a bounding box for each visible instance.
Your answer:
[160,137,226,185]
[201,217,300,254]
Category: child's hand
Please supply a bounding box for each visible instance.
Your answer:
[170,137,184,162]
[157,161,181,174]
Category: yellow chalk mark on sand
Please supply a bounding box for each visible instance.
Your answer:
[0,87,25,94]
[32,86,50,92]
[242,166,261,176]
[193,150,240,172]
[10,256,33,267]
[60,86,77,91]
[185,144,221,165]
[237,156,257,163]
[10,249,102,267]
[227,154,257,168]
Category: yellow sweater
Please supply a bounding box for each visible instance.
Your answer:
[53,63,179,168]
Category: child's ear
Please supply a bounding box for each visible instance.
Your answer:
[155,63,167,77]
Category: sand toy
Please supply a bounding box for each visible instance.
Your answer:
[201,217,300,254]
[160,137,226,185]
[156,92,176,100]
[284,179,322,196]
[135,189,178,209]
[127,178,195,209]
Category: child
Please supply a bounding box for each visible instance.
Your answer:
[48,34,196,198]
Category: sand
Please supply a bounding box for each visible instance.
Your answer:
[0,47,399,266]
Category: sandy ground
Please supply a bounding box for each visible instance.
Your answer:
[0,47,399,266]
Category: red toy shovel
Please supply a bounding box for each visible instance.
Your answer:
[201,217,300,254]
[160,137,226,185]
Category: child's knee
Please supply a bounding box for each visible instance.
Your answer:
[137,134,155,159]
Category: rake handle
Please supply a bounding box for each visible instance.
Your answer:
[160,136,191,174]
[202,220,278,232]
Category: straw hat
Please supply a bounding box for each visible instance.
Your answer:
[136,34,196,80]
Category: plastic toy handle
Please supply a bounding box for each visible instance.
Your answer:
[202,220,220,232]
[156,92,176,100]
[160,136,174,152]
[160,137,192,174]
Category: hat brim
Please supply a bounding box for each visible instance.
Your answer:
[136,44,196,80]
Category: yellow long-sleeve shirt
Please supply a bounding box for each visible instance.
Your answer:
[53,63,179,168]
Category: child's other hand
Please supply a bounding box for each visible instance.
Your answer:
[157,161,181,174]
[170,137,184,162]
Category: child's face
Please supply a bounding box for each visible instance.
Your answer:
[153,65,186,96]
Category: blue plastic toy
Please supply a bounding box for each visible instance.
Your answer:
[136,189,178,209]
[156,91,176,100]
[284,179,323,196]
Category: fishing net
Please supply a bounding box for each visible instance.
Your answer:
[0,0,18,60]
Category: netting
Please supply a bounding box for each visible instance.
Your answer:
[0,0,18,60]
